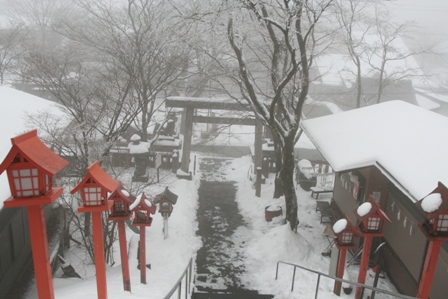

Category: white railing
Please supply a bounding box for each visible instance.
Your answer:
[163,257,194,299]
[276,261,417,299]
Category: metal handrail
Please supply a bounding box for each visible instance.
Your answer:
[275,261,417,299]
[163,257,194,299]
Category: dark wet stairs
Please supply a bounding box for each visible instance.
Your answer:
[192,288,274,299]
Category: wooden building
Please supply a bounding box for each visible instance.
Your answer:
[300,100,448,299]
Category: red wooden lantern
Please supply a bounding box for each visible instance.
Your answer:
[108,183,135,221]
[415,182,448,299]
[1,130,69,206]
[0,130,68,299]
[331,216,361,296]
[130,192,156,226]
[107,183,135,292]
[71,161,119,299]
[71,160,119,212]
[354,196,391,299]
[332,216,360,249]
[416,182,448,239]
[130,192,156,284]
[354,195,391,235]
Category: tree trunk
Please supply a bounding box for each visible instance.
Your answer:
[280,137,299,231]
[356,63,362,108]
[273,134,284,198]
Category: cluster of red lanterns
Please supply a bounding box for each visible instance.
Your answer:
[0,130,176,299]
[331,182,448,299]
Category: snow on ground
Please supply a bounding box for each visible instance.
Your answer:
[24,154,398,299]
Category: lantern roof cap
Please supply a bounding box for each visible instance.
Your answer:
[0,130,68,175]
[354,196,391,223]
[416,182,448,220]
[130,192,156,214]
[332,215,361,236]
[154,187,178,205]
[70,161,119,194]
[109,183,136,203]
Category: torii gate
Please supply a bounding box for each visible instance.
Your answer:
[165,96,264,177]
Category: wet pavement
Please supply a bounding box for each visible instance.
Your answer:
[195,157,248,292]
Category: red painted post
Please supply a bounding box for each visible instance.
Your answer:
[417,240,443,299]
[118,220,131,291]
[355,236,373,299]
[92,211,108,299]
[27,205,55,299]
[140,226,146,284]
[334,248,347,296]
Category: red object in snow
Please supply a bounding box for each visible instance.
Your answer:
[0,130,68,299]
[331,216,361,296]
[1,130,68,206]
[71,161,119,299]
[415,182,448,299]
[71,160,119,212]
[354,196,391,236]
[353,196,390,299]
[130,192,157,284]
[107,183,135,292]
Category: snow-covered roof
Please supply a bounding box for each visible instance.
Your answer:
[0,86,65,209]
[300,100,448,202]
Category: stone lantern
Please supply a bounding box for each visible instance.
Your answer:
[0,130,68,299]
[130,192,156,284]
[415,182,448,299]
[353,196,391,299]
[71,161,119,299]
[107,183,135,292]
[331,216,360,296]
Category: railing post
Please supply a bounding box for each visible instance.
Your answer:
[184,267,187,299]
[291,267,296,292]
[178,281,181,299]
[275,262,279,280]
[315,274,321,299]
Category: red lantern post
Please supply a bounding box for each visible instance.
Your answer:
[130,192,156,284]
[415,182,448,299]
[353,196,391,299]
[108,183,136,292]
[0,130,68,299]
[331,216,360,296]
[71,161,119,299]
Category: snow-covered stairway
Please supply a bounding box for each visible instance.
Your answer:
[194,157,274,299]
[192,289,274,299]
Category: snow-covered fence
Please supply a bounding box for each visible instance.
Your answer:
[275,261,417,299]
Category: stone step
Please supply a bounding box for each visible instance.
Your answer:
[192,289,274,299]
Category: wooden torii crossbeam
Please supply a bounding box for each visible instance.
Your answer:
[165,97,263,174]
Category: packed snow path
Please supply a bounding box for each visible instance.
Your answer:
[195,157,247,291]
[194,157,273,299]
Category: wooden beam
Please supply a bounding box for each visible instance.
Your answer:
[193,115,256,126]
[166,97,252,111]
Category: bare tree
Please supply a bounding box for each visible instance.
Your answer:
[2,0,74,49]
[226,0,333,231]
[364,8,431,104]
[56,0,190,141]
[0,23,28,84]
[333,0,377,108]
